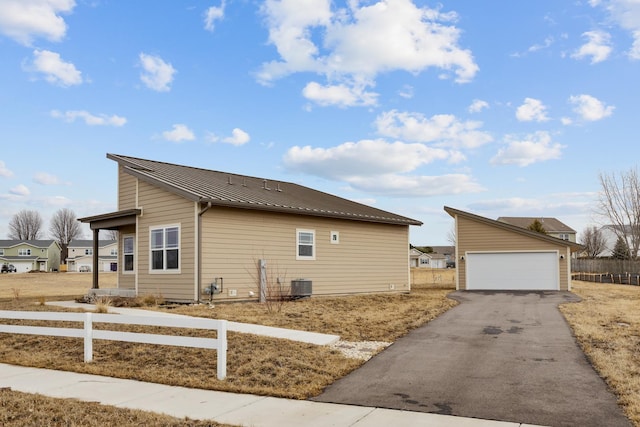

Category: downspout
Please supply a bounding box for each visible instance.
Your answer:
[197,201,213,302]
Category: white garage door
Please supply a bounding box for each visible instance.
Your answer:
[8,261,33,273]
[466,252,559,291]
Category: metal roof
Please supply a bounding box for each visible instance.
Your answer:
[106,153,422,226]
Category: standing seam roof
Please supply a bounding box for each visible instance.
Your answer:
[108,154,422,226]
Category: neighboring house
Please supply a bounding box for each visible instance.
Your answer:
[410,248,447,269]
[446,207,583,291]
[0,240,62,273]
[66,240,118,272]
[79,154,422,302]
[497,216,577,242]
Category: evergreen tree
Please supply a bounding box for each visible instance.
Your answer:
[612,236,631,260]
[527,219,547,234]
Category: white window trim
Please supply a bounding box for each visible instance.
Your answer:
[149,224,181,274]
[296,228,316,260]
[18,248,31,256]
[330,231,340,244]
[123,234,135,275]
[0,249,4,256]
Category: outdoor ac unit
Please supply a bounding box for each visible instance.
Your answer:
[290,279,312,298]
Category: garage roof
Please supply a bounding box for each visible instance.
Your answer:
[444,206,583,252]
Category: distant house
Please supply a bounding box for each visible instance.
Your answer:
[410,248,447,269]
[0,240,61,273]
[497,217,577,242]
[79,154,422,302]
[67,240,118,272]
[597,225,640,258]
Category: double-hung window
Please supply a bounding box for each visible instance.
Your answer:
[123,236,134,273]
[18,249,31,256]
[296,229,315,260]
[150,225,180,272]
[85,249,93,256]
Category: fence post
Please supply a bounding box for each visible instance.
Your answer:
[217,320,227,380]
[84,312,93,362]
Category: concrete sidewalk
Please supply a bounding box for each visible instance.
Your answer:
[0,363,542,427]
[46,300,339,345]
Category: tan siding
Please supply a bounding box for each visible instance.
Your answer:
[118,166,136,210]
[135,180,196,301]
[200,206,410,301]
[456,215,570,291]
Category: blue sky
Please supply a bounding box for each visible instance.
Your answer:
[0,0,639,245]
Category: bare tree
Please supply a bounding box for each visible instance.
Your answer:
[596,168,640,260]
[8,210,43,240]
[580,226,607,258]
[101,229,118,240]
[446,224,456,247]
[49,208,82,261]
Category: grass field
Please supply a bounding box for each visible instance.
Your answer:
[0,271,116,299]
[561,280,640,426]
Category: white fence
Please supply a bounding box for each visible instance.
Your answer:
[0,311,227,380]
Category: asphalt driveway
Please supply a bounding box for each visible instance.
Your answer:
[313,291,630,427]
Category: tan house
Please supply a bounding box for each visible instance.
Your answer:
[79,154,422,302]
[0,240,61,273]
[67,240,118,272]
[497,216,577,242]
[445,207,582,291]
[410,248,447,269]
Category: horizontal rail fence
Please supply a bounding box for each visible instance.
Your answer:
[571,259,640,286]
[0,311,227,380]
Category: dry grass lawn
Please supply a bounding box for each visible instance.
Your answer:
[561,281,640,426]
[0,272,116,299]
[0,270,457,426]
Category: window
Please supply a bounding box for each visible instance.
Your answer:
[123,236,134,273]
[18,249,31,256]
[420,258,430,265]
[296,229,315,260]
[558,233,569,241]
[150,225,180,271]
[330,231,340,244]
[85,249,93,255]
[0,249,3,256]
[110,248,118,256]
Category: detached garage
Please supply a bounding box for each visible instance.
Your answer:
[445,207,583,291]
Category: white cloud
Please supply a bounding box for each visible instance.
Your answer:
[284,139,450,178]
[491,131,564,167]
[398,85,414,99]
[571,30,612,63]
[0,0,75,46]
[50,110,126,126]
[592,0,640,59]
[345,173,485,197]
[223,128,251,146]
[33,172,60,185]
[0,161,13,178]
[515,98,549,122]
[468,99,489,113]
[283,139,483,197]
[569,94,614,121]
[29,49,83,86]
[302,81,378,107]
[374,110,493,149]
[9,184,30,196]
[204,1,225,31]
[139,53,176,92]
[528,36,554,53]
[162,124,195,142]
[561,117,573,125]
[258,0,478,105]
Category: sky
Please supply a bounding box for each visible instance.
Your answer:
[0,0,639,245]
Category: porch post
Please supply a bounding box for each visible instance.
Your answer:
[92,229,99,289]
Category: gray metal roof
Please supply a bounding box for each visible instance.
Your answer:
[0,240,57,248]
[107,153,422,226]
